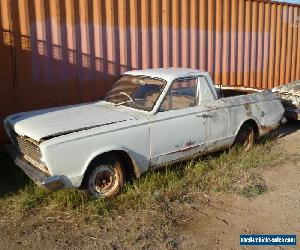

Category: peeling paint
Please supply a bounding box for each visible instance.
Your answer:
[244,103,252,117]
[186,140,196,147]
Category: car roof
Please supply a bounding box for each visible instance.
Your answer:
[124,68,208,82]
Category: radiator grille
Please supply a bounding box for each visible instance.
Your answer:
[8,127,50,174]
[10,129,41,165]
[15,136,41,164]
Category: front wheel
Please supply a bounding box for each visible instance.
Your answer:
[83,155,124,198]
[232,124,255,151]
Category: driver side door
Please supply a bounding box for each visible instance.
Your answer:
[149,77,208,167]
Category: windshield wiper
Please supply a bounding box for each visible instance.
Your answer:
[115,100,133,106]
[115,92,136,106]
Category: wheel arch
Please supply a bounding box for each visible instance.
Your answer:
[237,118,259,140]
[79,148,142,188]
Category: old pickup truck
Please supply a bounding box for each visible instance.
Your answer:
[4,68,284,198]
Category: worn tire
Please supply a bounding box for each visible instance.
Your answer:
[232,123,255,151]
[83,155,124,198]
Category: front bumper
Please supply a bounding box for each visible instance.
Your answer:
[4,144,64,191]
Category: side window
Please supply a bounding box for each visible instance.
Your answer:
[198,76,215,102]
[160,78,198,111]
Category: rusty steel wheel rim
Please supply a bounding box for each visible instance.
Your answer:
[89,166,117,195]
[244,129,254,151]
[238,127,254,151]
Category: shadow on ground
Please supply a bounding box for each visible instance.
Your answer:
[0,152,29,197]
[276,120,300,139]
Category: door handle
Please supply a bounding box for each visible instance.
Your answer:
[196,114,213,118]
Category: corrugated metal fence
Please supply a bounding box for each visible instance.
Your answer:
[1,0,300,145]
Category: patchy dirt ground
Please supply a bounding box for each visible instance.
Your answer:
[181,121,300,249]
[0,121,299,249]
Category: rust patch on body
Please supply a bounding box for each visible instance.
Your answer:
[186,140,196,147]
[167,144,201,155]
[255,104,265,117]
[244,103,252,117]
[259,124,280,136]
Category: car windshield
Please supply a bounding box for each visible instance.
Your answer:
[103,75,166,111]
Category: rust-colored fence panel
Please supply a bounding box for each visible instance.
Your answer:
[1,0,300,145]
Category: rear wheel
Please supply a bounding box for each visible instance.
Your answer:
[233,123,255,151]
[83,155,124,198]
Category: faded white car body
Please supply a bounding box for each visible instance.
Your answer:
[4,68,284,190]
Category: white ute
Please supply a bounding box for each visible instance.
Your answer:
[4,68,285,198]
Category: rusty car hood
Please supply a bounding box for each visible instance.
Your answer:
[5,102,139,142]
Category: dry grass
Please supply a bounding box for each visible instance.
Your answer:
[0,140,284,249]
